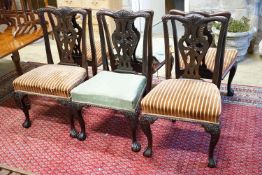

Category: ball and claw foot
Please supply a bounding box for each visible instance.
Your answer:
[77,132,86,141]
[22,120,31,128]
[70,129,78,138]
[143,147,153,157]
[208,158,216,168]
[131,142,141,152]
[227,88,234,97]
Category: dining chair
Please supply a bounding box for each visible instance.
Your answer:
[70,9,153,153]
[12,7,96,138]
[167,10,237,96]
[139,10,230,168]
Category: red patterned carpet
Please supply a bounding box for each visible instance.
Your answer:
[0,85,261,174]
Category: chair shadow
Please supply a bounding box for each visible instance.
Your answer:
[84,108,132,138]
[7,96,72,125]
[38,104,70,124]
[154,122,210,154]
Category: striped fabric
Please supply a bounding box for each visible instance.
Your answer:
[141,79,221,123]
[13,65,87,98]
[87,40,106,66]
[179,48,237,75]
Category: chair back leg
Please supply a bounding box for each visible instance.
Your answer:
[14,93,31,128]
[227,63,237,96]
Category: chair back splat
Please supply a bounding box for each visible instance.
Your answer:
[163,10,230,88]
[38,7,96,77]
[96,9,153,88]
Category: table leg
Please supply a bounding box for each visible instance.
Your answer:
[11,51,23,75]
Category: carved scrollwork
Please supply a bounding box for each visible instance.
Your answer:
[112,18,138,71]
[163,11,229,83]
[71,15,82,58]
[96,9,151,74]
[53,14,78,63]
[202,123,221,168]
[179,14,210,79]
[140,115,158,124]
[37,7,87,65]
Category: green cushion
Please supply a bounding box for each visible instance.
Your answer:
[71,71,147,112]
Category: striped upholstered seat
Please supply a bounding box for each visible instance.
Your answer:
[13,65,87,98]
[180,48,237,76]
[141,79,221,124]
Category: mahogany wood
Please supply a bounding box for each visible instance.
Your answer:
[0,27,46,75]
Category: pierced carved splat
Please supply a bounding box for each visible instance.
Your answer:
[179,14,210,79]
[38,7,88,65]
[71,15,83,60]
[97,9,152,75]
[112,16,139,71]
[52,12,78,64]
[163,11,228,84]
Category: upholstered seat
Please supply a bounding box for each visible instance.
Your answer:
[71,71,146,111]
[141,79,221,123]
[13,64,87,98]
[179,48,237,76]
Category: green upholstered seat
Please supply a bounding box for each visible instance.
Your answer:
[71,71,147,112]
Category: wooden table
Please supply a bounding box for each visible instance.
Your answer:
[0,27,45,75]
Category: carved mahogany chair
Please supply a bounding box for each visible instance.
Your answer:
[70,9,153,152]
[167,10,237,96]
[12,7,96,138]
[140,11,230,168]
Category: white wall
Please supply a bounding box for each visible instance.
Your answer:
[131,0,165,34]
[131,0,165,25]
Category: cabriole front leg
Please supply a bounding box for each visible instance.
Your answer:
[140,115,157,157]
[72,102,86,141]
[202,123,221,168]
[14,93,31,128]
[62,101,78,138]
[69,106,78,138]
[125,111,141,152]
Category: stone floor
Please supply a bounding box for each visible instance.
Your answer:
[1,38,262,87]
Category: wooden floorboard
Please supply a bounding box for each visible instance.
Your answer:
[0,165,34,175]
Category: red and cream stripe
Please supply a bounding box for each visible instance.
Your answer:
[86,40,106,66]
[141,79,221,123]
[180,48,237,75]
[13,64,87,98]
